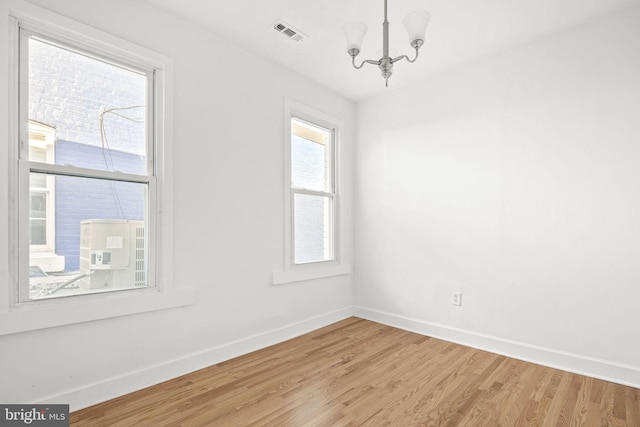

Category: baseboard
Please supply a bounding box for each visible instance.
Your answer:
[354,306,640,389]
[40,306,354,411]
[39,305,639,411]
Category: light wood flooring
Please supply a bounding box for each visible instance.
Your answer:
[71,317,640,426]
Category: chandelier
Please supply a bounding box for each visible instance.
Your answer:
[343,0,431,87]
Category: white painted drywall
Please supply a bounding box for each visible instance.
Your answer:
[0,0,354,408]
[355,5,640,369]
[2,0,639,411]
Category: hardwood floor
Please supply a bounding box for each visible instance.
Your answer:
[71,318,639,426]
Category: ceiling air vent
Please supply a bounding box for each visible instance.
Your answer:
[274,21,307,42]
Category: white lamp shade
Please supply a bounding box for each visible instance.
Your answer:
[403,10,431,45]
[343,21,368,52]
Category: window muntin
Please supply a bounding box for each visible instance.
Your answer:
[290,117,336,265]
[19,27,155,302]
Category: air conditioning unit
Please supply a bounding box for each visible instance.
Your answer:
[79,219,146,290]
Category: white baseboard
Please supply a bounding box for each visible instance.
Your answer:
[41,306,354,411]
[354,306,640,389]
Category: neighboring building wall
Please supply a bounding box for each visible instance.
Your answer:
[55,140,145,271]
[291,135,328,264]
[29,34,146,272]
[29,39,146,153]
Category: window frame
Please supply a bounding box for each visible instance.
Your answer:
[290,116,336,265]
[1,2,194,335]
[17,25,157,302]
[273,99,350,285]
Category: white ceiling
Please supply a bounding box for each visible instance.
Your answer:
[143,0,639,101]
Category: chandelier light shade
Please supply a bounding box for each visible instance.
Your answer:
[343,22,368,55]
[403,10,431,48]
[343,0,431,87]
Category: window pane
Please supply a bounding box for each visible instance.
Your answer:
[294,193,332,264]
[30,192,46,219]
[31,172,47,188]
[29,173,148,300]
[28,37,147,175]
[291,118,331,192]
[29,145,47,163]
[29,191,47,246]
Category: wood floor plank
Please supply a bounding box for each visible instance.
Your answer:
[569,376,593,427]
[628,387,640,426]
[70,318,640,426]
[493,363,544,425]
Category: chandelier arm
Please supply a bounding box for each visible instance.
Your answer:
[390,47,420,64]
[352,56,381,69]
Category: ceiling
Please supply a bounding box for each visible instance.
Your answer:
[143,0,639,101]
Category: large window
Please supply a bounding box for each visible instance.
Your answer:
[2,5,192,336]
[15,22,155,302]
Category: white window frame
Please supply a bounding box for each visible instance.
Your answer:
[272,99,350,285]
[16,25,158,303]
[1,1,194,335]
[291,117,336,265]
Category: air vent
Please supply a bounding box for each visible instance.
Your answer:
[274,21,307,42]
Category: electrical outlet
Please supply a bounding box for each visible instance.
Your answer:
[452,291,462,306]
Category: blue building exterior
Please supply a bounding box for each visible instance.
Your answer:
[55,140,146,271]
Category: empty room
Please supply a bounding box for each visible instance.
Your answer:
[0,0,639,425]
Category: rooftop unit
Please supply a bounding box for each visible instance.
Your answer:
[79,219,146,291]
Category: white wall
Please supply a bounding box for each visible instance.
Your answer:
[354,5,640,385]
[0,0,354,409]
[2,0,639,411]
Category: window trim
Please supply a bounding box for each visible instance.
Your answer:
[272,99,350,285]
[1,1,194,335]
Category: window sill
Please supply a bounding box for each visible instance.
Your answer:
[0,287,196,336]
[272,263,351,285]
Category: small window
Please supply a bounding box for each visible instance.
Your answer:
[274,99,349,285]
[291,118,335,264]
